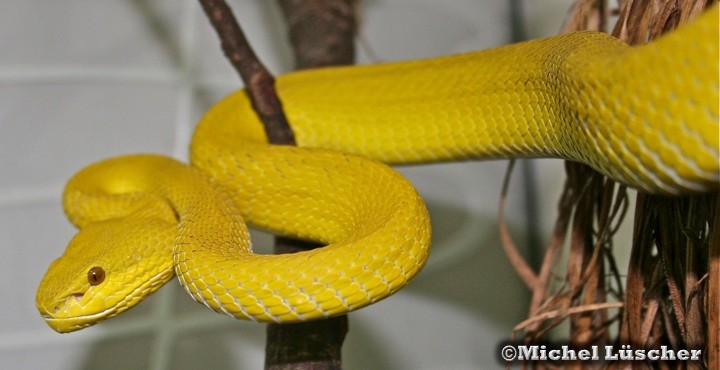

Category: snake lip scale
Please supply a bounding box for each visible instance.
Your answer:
[36,7,719,333]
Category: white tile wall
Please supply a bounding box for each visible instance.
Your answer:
[0,1,583,369]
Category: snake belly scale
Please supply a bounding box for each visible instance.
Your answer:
[37,7,718,333]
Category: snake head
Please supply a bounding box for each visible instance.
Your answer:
[36,215,176,333]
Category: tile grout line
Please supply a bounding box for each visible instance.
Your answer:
[0,67,178,86]
[148,1,201,369]
[0,183,63,208]
[0,310,231,351]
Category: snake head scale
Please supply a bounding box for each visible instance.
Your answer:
[36,215,176,333]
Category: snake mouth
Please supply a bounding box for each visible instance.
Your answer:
[37,292,107,333]
[54,292,86,311]
[39,292,125,333]
[61,293,85,308]
[42,310,113,333]
[38,293,82,318]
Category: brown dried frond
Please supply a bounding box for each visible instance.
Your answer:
[506,1,718,369]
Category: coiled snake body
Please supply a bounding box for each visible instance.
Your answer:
[37,8,718,333]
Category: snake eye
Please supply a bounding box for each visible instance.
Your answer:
[87,266,105,285]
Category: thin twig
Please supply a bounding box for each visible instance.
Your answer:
[514,302,624,333]
[198,0,295,145]
[499,160,539,289]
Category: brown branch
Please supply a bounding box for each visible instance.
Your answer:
[265,238,349,370]
[265,1,358,369]
[198,1,356,369]
[199,0,295,145]
[277,0,357,70]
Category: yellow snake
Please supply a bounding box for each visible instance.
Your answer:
[37,7,718,333]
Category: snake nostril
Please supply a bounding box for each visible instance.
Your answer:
[54,306,59,313]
